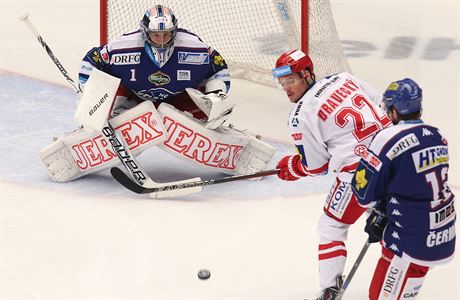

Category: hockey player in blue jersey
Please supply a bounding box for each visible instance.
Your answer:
[39,5,275,183]
[78,5,231,126]
[351,78,456,300]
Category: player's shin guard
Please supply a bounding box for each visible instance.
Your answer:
[369,247,429,300]
[317,214,350,289]
[318,241,347,289]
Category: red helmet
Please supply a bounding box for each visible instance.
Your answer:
[273,50,314,78]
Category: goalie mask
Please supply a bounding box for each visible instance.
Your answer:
[140,5,178,50]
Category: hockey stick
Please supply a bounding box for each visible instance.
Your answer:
[337,239,371,299]
[110,167,279,198]
[19,13,81,94]
[19,13,155,187]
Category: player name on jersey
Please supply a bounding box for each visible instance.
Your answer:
[317,78,360,121]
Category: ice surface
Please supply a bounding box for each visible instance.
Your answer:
[1,1,459,299]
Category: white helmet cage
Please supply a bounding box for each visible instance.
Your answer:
[140,5,178,49]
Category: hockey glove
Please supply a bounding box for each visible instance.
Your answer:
[186,88,235,129]
[365,209,388,243]
[276,154,309,181]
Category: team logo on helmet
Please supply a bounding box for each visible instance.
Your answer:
[383,78,422,115]
[387,81,399,91]
[148,71,170,86]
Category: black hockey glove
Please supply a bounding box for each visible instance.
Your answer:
[365,209,388,243]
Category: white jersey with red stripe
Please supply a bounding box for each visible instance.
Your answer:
[288,72,391,177]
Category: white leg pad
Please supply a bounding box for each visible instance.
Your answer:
[158,103,275,175]
[39,101,166,182]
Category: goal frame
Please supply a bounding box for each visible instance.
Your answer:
[99,0,310,54]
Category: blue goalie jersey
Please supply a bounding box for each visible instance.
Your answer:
[351,120,456,266]
[78,29,230,104]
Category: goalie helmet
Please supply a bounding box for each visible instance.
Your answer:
[383,78,423,115]
[140,5,178,50]
[272,49,314,78]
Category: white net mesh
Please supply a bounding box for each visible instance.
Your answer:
[102,0,350,141]
[103,0,350,86]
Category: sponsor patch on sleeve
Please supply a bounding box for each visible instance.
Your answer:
[361,148,382,171]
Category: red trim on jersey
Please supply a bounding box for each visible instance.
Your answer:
[297,160,328,176]
[339,162,359,173]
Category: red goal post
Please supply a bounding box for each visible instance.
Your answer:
[99,0,350,86]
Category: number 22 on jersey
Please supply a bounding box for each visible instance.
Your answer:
[335,94,391,142]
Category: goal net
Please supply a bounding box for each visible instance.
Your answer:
[100,0,350,142]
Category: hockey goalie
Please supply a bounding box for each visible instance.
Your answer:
[39,5,275,183]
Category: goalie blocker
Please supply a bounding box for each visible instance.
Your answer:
[39,101,275,182]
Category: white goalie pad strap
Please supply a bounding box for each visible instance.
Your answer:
[185,87,235,129]
[39,101,166,182]
[158,103,275,175]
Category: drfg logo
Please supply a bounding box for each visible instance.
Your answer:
[383,267,401,297]
[110,52,141,65]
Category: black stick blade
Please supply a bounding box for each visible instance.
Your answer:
[110,167,146,194]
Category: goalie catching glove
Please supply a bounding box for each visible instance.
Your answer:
[186,88,235,129]
[276,154,310,181]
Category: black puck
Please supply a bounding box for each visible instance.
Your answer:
[197,269,211,280]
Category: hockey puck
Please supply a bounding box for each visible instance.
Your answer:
[197,269,211,280]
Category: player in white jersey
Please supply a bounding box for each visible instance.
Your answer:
[272,49,391,300]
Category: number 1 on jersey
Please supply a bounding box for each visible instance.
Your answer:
[130,69,136,81]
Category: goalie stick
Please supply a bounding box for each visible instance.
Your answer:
[110,166,279,197]
[19,13,81,93]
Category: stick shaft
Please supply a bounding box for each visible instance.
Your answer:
[21,15,81,93]
[338,239,370,299]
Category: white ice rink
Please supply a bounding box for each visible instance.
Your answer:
[1,1,459,299]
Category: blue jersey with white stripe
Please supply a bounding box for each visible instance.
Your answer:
[78,29,230,103]
[351,120,456,266]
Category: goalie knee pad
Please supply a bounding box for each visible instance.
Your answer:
[158,103,275,175]
[39,101,166,182]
